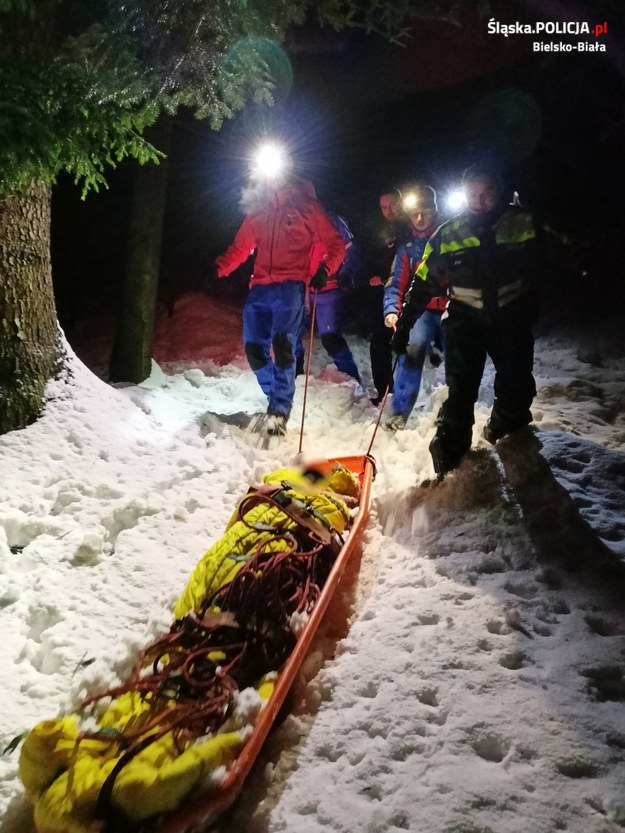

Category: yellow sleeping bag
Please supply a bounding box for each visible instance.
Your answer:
[174,465,357,619]
[19,464,358,832]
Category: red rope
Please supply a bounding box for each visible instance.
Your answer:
[80,477,346,828]
[365,353,399,458]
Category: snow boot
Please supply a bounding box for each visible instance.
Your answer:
[428,436,463,479]
[429,436,447,478]
[483,416,518,445]
[384,413,408,432]
[429,345,444,368]
[266,413,288,437]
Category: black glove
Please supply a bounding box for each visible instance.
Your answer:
[310,265,329,291]
[391,316,412,355]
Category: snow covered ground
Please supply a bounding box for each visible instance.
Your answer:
[1,293,624,832]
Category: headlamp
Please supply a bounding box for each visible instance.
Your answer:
[402,191,417,211]
[251,142,288,181]
[446,189,467,212]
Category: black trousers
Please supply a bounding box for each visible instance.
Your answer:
[436,312,536,467]
[365,286,394,398]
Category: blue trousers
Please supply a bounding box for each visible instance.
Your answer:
[243,281,305,417]
[392,309,444,417]
[296,289,360,381]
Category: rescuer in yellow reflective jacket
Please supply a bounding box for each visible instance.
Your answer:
[393,164,539,476]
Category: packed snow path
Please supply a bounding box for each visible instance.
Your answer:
[228,444,625,833]
[1,311,624,832]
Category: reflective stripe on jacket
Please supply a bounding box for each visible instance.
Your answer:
[383,227,446,318]
[407,206,537,321]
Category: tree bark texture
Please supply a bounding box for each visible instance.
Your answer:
[0,185,60,434]
[109,117,172,383]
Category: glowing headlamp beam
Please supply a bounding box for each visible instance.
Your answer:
[446,189,467,211]
[402,191,417,211]
[251,142,287,180]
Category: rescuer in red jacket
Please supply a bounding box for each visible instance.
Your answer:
[215,177,345,436]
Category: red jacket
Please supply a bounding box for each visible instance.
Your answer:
[216,185,345,288]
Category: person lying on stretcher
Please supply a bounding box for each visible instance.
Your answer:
[19,463,360,833]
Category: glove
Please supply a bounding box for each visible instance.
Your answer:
[384,313,398,329]
[310,265,329,291]
[391,316,412,355]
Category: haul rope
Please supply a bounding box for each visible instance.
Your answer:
[365,353,399,458]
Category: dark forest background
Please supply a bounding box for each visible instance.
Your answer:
[50,7,625,348]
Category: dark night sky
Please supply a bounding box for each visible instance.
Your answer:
[52,1,625,326]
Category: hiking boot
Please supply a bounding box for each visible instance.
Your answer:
[429,436,463,477]
[295,356,305,377]
[266,413,288,437]
[370,387,389,406]
[429,436,447,476]
[483,417,515,445]
[429,346,444,368]
[384,413,408,432]
[484,419,533,445]
[482,421,501,445]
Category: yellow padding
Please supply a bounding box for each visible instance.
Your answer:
[19,464,356,832]
[326,464,359,498]
[174,467,354,620]
[21,675,275,831]
[34,755,119,833]
[112,731,243,819]
[24,719,246,830]
[98,690,153,732]
[20,716,82,798]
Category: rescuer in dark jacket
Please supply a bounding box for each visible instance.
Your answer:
[393,165,540,476]
[362,189,408,404]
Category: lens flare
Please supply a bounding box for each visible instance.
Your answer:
[252,142,287,180]
[446,189,467,212]
[402,191,417,211]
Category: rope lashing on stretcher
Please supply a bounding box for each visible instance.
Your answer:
[30,475,354,829]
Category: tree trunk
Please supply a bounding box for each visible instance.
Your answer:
[109,117,172,383]
[0,185,60,434]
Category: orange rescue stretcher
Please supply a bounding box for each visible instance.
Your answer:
[19,454,374,833]
[154,453,374,833]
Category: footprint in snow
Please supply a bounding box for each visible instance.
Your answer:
[585,615,623,636]
[581,666,625,702]
[555,757,600,778]
[503,580,538,600]
[470,731,510,763]
[498,650,529,670]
